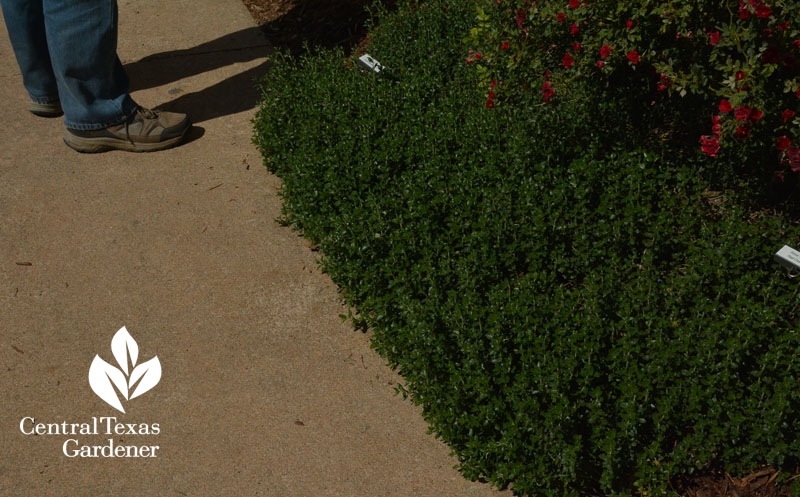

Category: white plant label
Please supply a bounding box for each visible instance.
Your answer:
[774,245,800,278]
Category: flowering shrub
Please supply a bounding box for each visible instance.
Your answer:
[466,0,800,175]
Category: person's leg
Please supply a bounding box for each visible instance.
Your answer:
[42,0,137,130]
[4,0,189,152]
[0,0,61,113]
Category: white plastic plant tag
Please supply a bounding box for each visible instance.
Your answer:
[358,54,384,73]
[774,245,800,278]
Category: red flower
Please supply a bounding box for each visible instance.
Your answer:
[789,147,800,172]
[474,52,482,60]
[755,3,771,18]
[501,41,510,50]
[748,109,763,121]
[739,7,750,19]
[485,99,495,109]
[794,40,800,50]
[734,106,751,122]
[542,81,555,103]
[569,0,580,8]
[626,19,633,30]
[709,31,721,45]
[719,99,733,113]
[596,61,605,67]
[782,110,796,121]
[557,12,566,22]
[563,52,575,68]
[626,50,640,64]
[570,23,579,35]
[700,136,720,157]
[572,42,581,51]
[657,84,667,92]
[778,22,789,31]
[712,124,722,137]
[487,91,495,99]
[712,115,721,124]
[465,58,474,64]
[736,125,751,138]
[735,70,745,81]
[599,45,611,58]
[490,80,497,89]
[516,9,525,30]
[777,135,792,151]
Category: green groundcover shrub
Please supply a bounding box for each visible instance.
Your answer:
[253,0,800,495]
[465,0,800,176]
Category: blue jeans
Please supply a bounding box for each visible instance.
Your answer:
[1,0,137,130]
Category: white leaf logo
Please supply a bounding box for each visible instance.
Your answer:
[111,326,138,375]
[129,357,161,399]
[88,326,161,413]
[89,356,128,412]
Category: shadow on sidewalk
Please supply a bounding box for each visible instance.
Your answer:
[125,27,272,124]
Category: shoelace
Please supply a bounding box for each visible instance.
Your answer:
[137,107,159,119]
[124,107,160,145]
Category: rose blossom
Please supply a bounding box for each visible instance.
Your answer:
[734,106,751,122]
[700,136,720,157]
[755,3,771,18]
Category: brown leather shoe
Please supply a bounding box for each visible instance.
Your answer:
[63,107,190,153]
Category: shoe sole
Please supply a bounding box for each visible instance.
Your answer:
[63,128,190,154]
[29,102,63,118]
[31,110,64,118]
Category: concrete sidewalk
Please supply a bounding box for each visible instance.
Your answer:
[0,1,499,496]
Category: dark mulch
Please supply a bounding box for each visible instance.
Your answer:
[672,468,795,497]
[242,0,395,56]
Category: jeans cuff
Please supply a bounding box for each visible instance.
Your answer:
[64,98,139,131]
[28,94,60,104]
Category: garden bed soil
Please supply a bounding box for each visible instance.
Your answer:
[242,0,393,55]
[672,468,793,497]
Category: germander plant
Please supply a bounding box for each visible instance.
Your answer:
[254,0,800,495]
[466,0,800,177]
